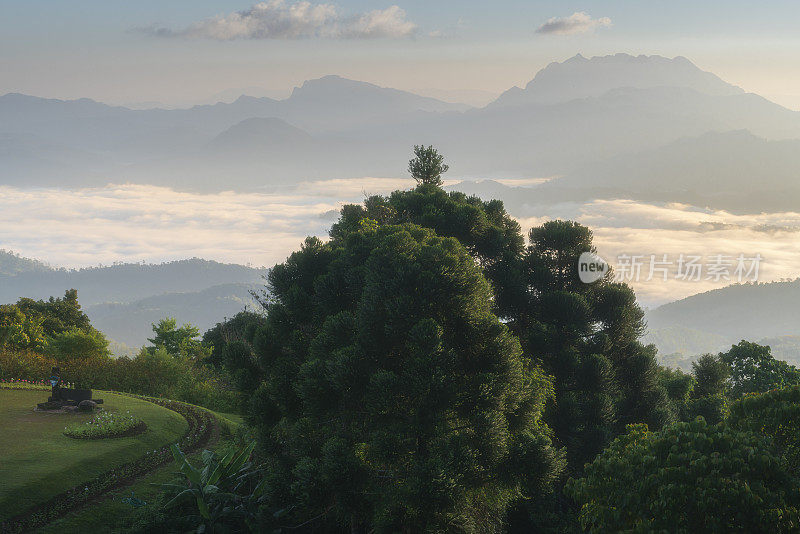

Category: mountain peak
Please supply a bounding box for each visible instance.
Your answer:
[290,75,380,98]
[284,75,468,116]
[208,117,311,152]
[492,53,743,108]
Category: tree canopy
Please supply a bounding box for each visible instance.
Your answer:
[229,224,565,532]
[408,145,449,186]
[148,317,206,361]
[567,418,800,533]
[331,184,525,319]
[518,220,674,471]
[721,340,800,397]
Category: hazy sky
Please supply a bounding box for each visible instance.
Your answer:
[4,1,800,108]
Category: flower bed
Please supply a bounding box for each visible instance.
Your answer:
[63,410,146,439]
[0,394,217,533]
[0,378,52,390]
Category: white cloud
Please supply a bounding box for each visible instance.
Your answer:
[515,199,800,306]
[2,182,798,308]
[536,12,611,35]
[141,1,416,40]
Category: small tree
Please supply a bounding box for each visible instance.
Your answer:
[46,327,111,362]
[148,317,205,360]
[721,341,800,397]
[408,145,448,186]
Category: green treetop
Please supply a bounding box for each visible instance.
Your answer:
[408,145,449,186]
[227,224,565,532]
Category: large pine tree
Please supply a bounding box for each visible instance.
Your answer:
[230,224,564,532]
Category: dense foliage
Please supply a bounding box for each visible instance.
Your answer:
[0,291,240,412]
[332,184,673,475]
[567,418,800,533]
[331,183,525,319]
[228,224,565,532]
[721,340,800,396]
[728,386,800,473]
[0,289,110,360]
[517,220,674,471]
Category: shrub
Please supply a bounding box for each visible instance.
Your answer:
[0,349,56,382]
[157,442,267,533]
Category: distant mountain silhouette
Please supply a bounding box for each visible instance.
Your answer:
[491,53,743,107]
[0,257,266,306]
[647,280,800,340]
[208,117,312,152]
[540,130,800,212]
[644,280,800,365]
[3,54,800,197]
[0,250,52,276]
[85,283,258,349]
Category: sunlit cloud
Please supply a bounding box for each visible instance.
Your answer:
[1,183,798,307]
[536,12,612,36]
[138,1,417,40]
[515,199,800,306]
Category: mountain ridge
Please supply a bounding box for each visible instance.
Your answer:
[491,53,744,108]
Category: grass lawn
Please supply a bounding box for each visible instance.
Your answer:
[0,390,188,521]
[37,441,234,534]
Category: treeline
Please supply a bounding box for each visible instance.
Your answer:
[174,149,800,532]
[0,292,240,412]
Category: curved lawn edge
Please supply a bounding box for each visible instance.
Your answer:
[0,392,218,534]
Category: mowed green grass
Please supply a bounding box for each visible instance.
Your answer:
[0,390,188,521]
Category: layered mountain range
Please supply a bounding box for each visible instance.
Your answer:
[4,53,799,212]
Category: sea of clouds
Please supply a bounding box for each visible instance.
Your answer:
[2,178,799,307]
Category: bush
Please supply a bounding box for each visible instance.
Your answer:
[0,347,241,413]
[566,418,800,533]
[0,349,56,382]
[156,442,267,533]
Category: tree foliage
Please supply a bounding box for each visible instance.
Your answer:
[408,145,449,186]
[0,303,45,351]
[721,341,800,397]
[0,289,102,356]
[230,225,565,532]
[518,220,674,471]
[45,327,110,362]
[16,289,92,337]
[325,181,678,528]
[148,317,207,362]
[567,418,800,533]
[330,184,525,319]
[728,385,800,474]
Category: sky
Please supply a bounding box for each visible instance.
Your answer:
[3,1,800,307]
[4,1,800,108]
